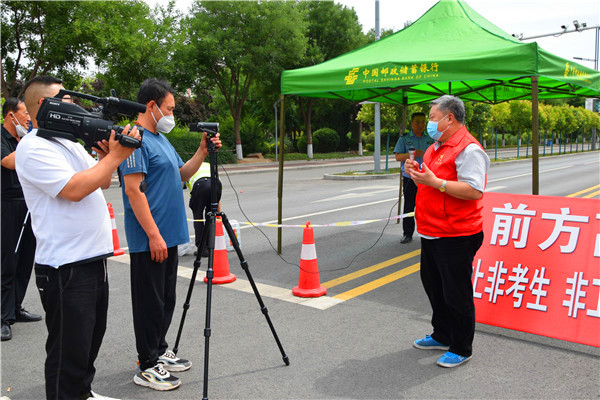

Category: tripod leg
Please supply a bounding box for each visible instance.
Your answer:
[173,220,210,355]
[220,213,290,366]
[202,213,217,400]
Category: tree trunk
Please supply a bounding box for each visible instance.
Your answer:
[234,111,243,160]
[299,98,314,159]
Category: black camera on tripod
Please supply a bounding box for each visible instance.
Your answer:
[190,122,219,151]
[190,122,219,137]
[36,89,146,149]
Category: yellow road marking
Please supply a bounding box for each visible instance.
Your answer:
[333,263,421,301]
[566,185,600,197]
[583,190,600,198]
[321,249,421,289]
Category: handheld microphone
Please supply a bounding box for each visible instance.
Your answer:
[408,147,416,162]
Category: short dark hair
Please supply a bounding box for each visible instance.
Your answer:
[22,75,63,101]
[2,97,24,118]
[410,112,426,121]
[137,78,175,106]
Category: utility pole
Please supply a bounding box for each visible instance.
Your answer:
[373,0,381,172]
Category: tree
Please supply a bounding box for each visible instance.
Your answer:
[293,1,365,157]
[1,0,157,99]
[466,102,491,145]
[94,1,183,99]
[489,102,510,146]
[178,1,307,159]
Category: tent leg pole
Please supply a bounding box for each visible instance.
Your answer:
[531,76,539,195]
[277,95,285,254]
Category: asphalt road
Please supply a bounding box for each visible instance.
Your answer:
[2,151,599,399]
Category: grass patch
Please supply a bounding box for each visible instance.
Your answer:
[337,167,402,176]
[263,151,373,161]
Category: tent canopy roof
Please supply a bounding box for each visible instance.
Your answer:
[281,0,600,105]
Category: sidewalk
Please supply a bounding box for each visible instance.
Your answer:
[110,155,384,187]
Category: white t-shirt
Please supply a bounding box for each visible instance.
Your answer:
[15,131,113,268]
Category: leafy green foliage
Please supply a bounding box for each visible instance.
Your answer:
[1,0,175,99]
[176,1,307,158]
[165,124,237,164]
[313,128,339,153]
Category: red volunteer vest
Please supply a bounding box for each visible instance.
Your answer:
[415,125,485,237]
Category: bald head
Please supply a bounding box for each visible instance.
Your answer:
[23,76,64,128]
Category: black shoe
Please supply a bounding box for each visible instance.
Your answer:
[1,323,12,341]
[16,308,42,322]
[400,234,413,244]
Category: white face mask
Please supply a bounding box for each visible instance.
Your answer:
[151,104,175,134]
[11,113,29,138]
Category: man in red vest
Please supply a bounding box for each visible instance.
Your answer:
[405,95,490,368]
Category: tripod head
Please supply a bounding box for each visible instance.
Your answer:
[190,122,219,153]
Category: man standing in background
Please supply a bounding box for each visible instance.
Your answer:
[1,97,41,342]
[393,112,435,244]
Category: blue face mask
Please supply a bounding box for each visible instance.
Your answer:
[426,114,449,141]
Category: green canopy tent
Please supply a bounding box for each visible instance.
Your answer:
[274,0,600,252]
[281,0,599,103]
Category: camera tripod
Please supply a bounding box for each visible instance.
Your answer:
[172,137,289,400]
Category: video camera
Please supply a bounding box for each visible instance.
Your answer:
[36,89,146,149]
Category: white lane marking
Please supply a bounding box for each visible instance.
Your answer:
[239,197,399,230]
[110,255,343,310]
[487,165,573,183]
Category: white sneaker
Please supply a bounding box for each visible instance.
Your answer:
[158,349,192,372]
[133,364,181,391]
[87,391,120,400]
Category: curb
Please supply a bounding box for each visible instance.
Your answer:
[324,172,401,180]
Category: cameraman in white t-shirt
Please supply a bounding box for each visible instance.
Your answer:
[15,75,140,400]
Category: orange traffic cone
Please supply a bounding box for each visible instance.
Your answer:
[204,218,236,284]
[107,203,124,256]
[292,222,326,298]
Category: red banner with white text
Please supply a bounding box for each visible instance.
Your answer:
[473,192,600,347]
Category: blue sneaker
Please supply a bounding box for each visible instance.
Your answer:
[436,351,472,368]
[413,335,450,350]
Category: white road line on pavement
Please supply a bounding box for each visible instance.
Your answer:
[177,266,344,310]
[487,165,573,183]
[240,197,398,230]
[109,255,343,310]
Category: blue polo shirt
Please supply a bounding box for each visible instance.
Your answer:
[119,128,188,253]
[393,131,435,178]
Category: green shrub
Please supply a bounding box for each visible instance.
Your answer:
[337,131,349,151]
[365,143,374,152]
[348,135,359,151]
[296,134,319,153]
[266,136,294,154]
[313,128,339,153]
[163,125,236,164]
[217,115,269,156]
[364,131,375,146]
[166,125,204,162]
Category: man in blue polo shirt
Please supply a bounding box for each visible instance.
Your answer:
[119,78,221,391]
[394,112,435,244]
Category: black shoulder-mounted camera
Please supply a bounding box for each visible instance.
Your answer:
[36,89,146,149]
